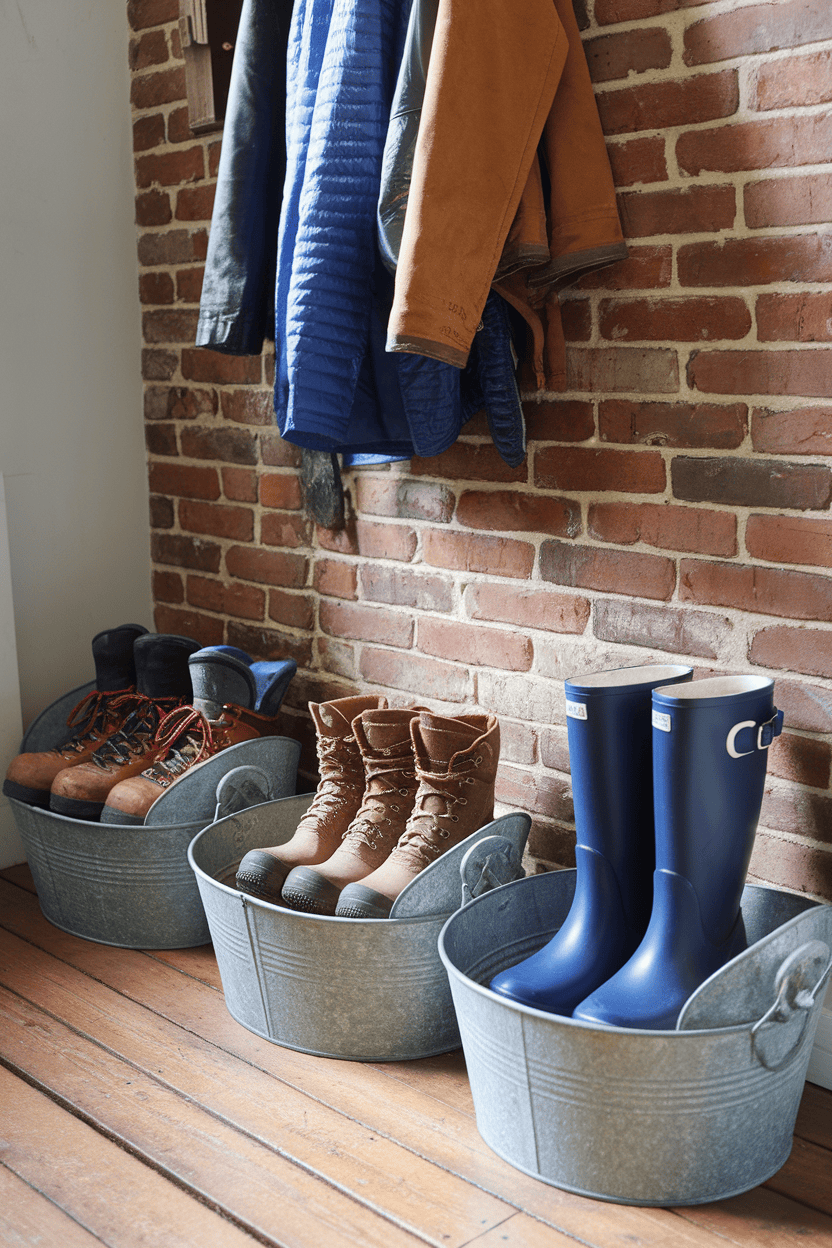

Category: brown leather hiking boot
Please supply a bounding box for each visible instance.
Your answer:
[335,711,500,918]
[280,706,426,915]
[48,633,200,820]
[235,693,387,902]
[3,622,149,808]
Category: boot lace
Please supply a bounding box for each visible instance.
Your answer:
[141,705,228,785]
[342,749,416,851]
[56,687,138,756]
[299,733,363,824]
[394,759,480,864]
[89,696,179,770]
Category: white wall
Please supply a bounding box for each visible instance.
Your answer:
[0,1,152,863]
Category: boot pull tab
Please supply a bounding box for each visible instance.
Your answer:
[751,940,832,1071]
[460,835,525,906]
[726,707,784,757]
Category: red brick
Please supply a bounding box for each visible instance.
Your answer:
[465,584,590,635]
[152,569,183,603]
[684,2,832,66]
[176,185,215,221]
[595,0,704,21]
[167,106,192,145]
[176,267,205,303]
[226,622,313,670]
[422,531,535,579]
[320,600,413,649]
[522,400,595,442]
[565,348,679,393]
[180,499,254,542]
[584,27,672,84]
[353,476,455,523]
[497,719,538,767]
[131,66,186,111]
[598,70,738,136]
[165,387,218,420]
[560,299,592,342]
[599,399,746,448]
[128,0,178,30]
[456,490,581,537]
[148,462,220,500]
[577,246,672,291]
[260,431,302,468]
[152,605,223,646]
[226,546,307,589]
[313,558,356,600]
[767,732,831,790]
[599,296,749,343]
[495,764,573,821]
[151,532,221,572]
[207,140,223,177]
[354,520,417,562]
[678,114,832,177]
[750,833,832,903]
[752,626,832,678]
[760,788,832,847]
[618,185,736,239]
[746,515,832,569]
[181,350,262,385]
[317,636,356,682]
[133,114,165,152]
[756,294,832,343]
[138,229,203,267]
[142,349,178,382]
[217,389,275,425]
[477,672,560,725]
[540,540,675,600]
[745,173,832,229]
[360,566,454,613]
[135,188,171,225]
[359,648,472,703]
[771,678,832,735]
[411,443,526,483]
[139,272,174,305]
[142,308,199,343]
[589,501,737,557]
[129,29,169,70]
[180,426,258,465]
[607,136,668,188]
[539,725,570,774]
[145,421,177,453]
[527,821,576,870]
[149,495,174,528]
[751,407,832,456]
[688,349,832,400]
[593,598,732,659]
[268,589,315,631]
[680,562,832,623]
[418,618,532,672]
[221,466,258,503]
[261,473,302,510]
[535,446,665,494]
[186,575,265,621]
[315,522,359,557]
[753,49,832,111]
[672,455,831,510]
[261,512,312,549]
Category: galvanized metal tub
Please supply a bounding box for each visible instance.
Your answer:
[9,686,301,948]
[188,797,531,1061]
[438,868,832,1206]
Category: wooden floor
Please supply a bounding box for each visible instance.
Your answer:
[1,863,830,1248]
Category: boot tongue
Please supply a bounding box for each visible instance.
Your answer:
[360,711,415,754]
[418,714,481,769]
[311,695,385,737]
[189,649,257,720]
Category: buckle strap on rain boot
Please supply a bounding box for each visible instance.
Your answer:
[726,708,783,758]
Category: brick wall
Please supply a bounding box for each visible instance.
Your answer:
[129,0,832,899]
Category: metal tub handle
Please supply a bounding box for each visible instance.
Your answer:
[460,835,525,906]
[751,940,832,1071]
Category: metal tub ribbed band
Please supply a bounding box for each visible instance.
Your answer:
[459,1019,548,1092]
[255,939,444,988]
[202,907,254,961]
[526,1052,797,1114]
[26,844,193,886]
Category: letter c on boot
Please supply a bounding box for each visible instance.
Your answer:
[726,720,755,758]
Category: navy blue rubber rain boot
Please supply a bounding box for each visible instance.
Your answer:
[489,664,693,1015]
[573,674,783,1030]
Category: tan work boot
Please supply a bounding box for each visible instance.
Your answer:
[335,711,500,919]
[280,706,426,914]
[235,693,387,902]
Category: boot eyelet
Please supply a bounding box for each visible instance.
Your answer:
[391,805,399,812]
[451,816,459,822]
[439,830,450,839]
[458,798,467,806]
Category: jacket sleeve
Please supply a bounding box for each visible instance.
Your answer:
[386,0,569,369]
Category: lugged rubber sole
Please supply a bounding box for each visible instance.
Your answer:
[2,778,51,808]
[335,883,394,920]
[49,794,105,821]
[235,849,290,903]
[281,866,341,915]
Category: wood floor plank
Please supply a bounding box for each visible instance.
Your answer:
[0,1163,105,1247]
[0,1068,264,1248]
[673,1187,832,1247]
[0,862,35,893]
[1,876,827,1248]
[765,1138,832,1218]
[0,930,510,1248]
[794,1083,832,1152]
